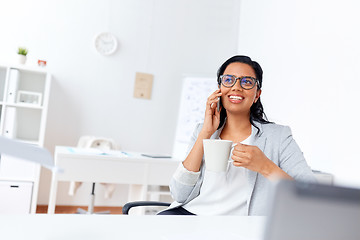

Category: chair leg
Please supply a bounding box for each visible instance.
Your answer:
[88,182,96,214]
[76,183,110,214]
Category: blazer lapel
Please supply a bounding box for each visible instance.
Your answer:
[246,123,267,215]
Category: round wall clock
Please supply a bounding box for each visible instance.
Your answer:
[94,32,118,56]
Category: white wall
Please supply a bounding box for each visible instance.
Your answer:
[238,0,360,187]
[0,0,240,205]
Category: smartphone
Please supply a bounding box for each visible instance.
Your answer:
[217,97,221,112]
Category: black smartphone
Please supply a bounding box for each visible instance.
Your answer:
[217,97,221,112]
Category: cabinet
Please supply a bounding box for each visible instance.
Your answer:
[0,181,33,214]
[0,63,51,213]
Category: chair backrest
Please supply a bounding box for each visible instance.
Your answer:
[77,136,118,151]
[312,170,334,185]
[122,201,170,215]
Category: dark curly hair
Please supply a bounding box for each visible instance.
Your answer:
[217,55,272,134]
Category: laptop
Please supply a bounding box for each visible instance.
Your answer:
[264,180,360,240]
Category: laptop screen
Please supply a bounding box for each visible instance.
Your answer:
[264,180,360,240]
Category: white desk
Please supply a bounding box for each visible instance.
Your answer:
[48,146,180,214]
[0,215,266,240]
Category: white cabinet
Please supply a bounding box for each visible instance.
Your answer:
[0,181,33,214]
[0,63,51,213]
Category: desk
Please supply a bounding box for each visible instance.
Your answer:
[48,146,180,214]
[0,215,266,240]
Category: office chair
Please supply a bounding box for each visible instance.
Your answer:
[122,201,170,215]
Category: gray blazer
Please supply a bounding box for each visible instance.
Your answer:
[168,121,316,216]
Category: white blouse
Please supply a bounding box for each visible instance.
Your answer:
[183,126,255,215]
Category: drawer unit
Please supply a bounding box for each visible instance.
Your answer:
[0,181,33,214]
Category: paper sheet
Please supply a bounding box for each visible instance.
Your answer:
[0,136,59,172]
[66,147,132,157]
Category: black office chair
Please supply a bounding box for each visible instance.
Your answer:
[122,201,170,215]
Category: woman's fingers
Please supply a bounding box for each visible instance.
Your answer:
[209,98,219,110]
[232,145,252,165]
[208,97,221,108]
[203,89,222,133]
[232,145,270,174]
[207,90,222,110]
[207,90,222,103]
[232,151,249,163]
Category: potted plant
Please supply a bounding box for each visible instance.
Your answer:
[17,47,28,64]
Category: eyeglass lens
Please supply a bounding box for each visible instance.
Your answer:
[221,75,256,89]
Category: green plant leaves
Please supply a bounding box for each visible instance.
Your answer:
[18,47,28,56]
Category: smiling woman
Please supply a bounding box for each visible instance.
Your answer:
[158,55,317,216]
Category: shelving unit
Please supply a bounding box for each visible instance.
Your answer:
[0,63,51,214]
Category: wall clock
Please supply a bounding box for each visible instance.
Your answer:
[94,32,118,56]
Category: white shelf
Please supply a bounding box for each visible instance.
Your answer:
[0,175,36,182]
[0,62,48,74]
[0,63,51,214]
[5,103,43,110]
[0,137,39,146]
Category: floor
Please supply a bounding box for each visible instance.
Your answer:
[36,205,123,214]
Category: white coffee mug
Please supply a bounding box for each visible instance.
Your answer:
[203,139,233,172]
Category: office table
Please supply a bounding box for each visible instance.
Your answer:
[48,146,181,214]
[0,215,266,240]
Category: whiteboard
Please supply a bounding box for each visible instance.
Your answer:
[172,76,218,160]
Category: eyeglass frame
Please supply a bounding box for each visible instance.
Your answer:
[218,75,259,90]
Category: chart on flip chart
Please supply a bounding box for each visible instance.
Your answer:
[172,76,218,160]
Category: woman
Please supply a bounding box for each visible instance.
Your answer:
[160,55,316,216]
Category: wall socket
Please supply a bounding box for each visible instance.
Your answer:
[133,72,154,100]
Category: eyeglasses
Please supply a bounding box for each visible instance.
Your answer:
[219,75,258,90]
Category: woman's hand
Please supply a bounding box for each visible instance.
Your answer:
[200,89,222,137]
[232,144,292,179]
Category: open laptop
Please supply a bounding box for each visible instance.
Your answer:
[264,180,360,240]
